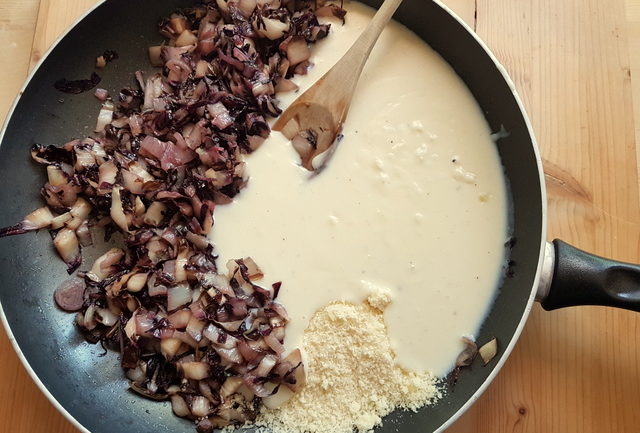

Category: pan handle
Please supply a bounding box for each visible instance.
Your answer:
[537,240,640,311]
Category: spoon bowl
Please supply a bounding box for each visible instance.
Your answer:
[273,0,404,170]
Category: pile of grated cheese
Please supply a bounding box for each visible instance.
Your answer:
[255,299,441,433]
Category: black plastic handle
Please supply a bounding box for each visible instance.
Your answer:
[541,239,640,311]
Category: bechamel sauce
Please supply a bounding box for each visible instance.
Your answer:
[211,3,508,377]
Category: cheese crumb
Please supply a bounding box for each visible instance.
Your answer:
[359,279,394,311]
[256,302,441,433]
[366,286,393,311]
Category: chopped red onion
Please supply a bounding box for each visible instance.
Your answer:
[94,88,109,101]
[53,278,85,312]
[0,1,345,430]
[167,284,192,311]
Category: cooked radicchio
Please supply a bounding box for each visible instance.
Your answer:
[1,0,346,431]
[96,49,119,68]
[54,72,102,94]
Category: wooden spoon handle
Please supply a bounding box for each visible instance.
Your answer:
[352,0,405,59]
[328,0,404,97]
[273,0,404,163]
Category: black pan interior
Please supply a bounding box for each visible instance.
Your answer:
[0,0,543,432]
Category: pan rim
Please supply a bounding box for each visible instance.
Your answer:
[429,0,547,431]
[0,1,548,432]
[0,1,107,432]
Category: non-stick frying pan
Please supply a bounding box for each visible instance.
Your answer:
[1,1,639,432]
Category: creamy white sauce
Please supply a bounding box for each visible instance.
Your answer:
[211,3,508,377]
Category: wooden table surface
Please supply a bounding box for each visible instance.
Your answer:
[1,1,639,432]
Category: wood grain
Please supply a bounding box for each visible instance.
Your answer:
[0,0,41,124]
[626,0,640,192]
[447,1,640,432]
[438,0,477,30]
[0,327,78,433]
[0,1,639,432]
[29,0,98,71]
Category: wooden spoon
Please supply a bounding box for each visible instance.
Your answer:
[272,0,404,171]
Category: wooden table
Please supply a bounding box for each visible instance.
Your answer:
[1,1,639,432]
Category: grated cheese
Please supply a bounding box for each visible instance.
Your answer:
[255,301,441,433]
[365,284,393,311]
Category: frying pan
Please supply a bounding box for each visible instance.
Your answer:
[1,0,639,432]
